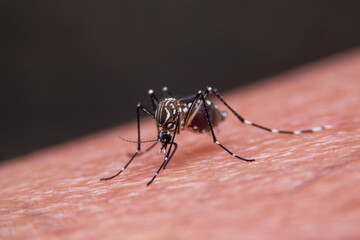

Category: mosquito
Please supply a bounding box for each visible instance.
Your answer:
[100,86,331,186]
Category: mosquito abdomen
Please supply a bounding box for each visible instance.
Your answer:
[188,100,226,132]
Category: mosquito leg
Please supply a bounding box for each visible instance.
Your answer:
[200,90,255,162]
[136,141,159,157]
[182,92,202,128]
[124,141,159,157]
[100,103,153,181]
[147,114,180,186]
[207,86,332,134]
[163,142,178,169]
[181,89,215,128]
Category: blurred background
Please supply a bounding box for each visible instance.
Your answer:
[1,1,360,161]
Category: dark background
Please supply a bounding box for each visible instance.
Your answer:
[1,1,360,161]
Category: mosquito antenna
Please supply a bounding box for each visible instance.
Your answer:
[118,136,158,144]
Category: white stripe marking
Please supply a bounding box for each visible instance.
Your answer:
[164,107,170,122]
[312,127,323,131]
[244,120,252,125]
[271,129,279,133]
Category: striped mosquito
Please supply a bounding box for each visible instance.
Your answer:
[100,86,331,186]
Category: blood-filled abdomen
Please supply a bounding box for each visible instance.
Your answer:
[187,100,226,132]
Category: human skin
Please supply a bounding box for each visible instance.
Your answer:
[1,50,360,240]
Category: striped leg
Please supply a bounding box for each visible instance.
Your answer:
[100,103,154,181]
[126,141,158,157]
[163,142,178,169]
[147,113,180,186]
[207,87,332,134]
[199,90,254,162]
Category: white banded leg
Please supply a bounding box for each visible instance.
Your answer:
[147,113,180,186]
[243,119,332,134]
[199,90,254,162]
[207,86,332,135]
[129,141,159,157]
[163,142,178,169]
[100,103,154,181]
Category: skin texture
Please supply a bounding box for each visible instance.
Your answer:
[1,49,360,240]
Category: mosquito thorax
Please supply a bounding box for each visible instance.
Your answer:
[155,98,181,129]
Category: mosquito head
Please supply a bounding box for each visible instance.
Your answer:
[158,130,172,149]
